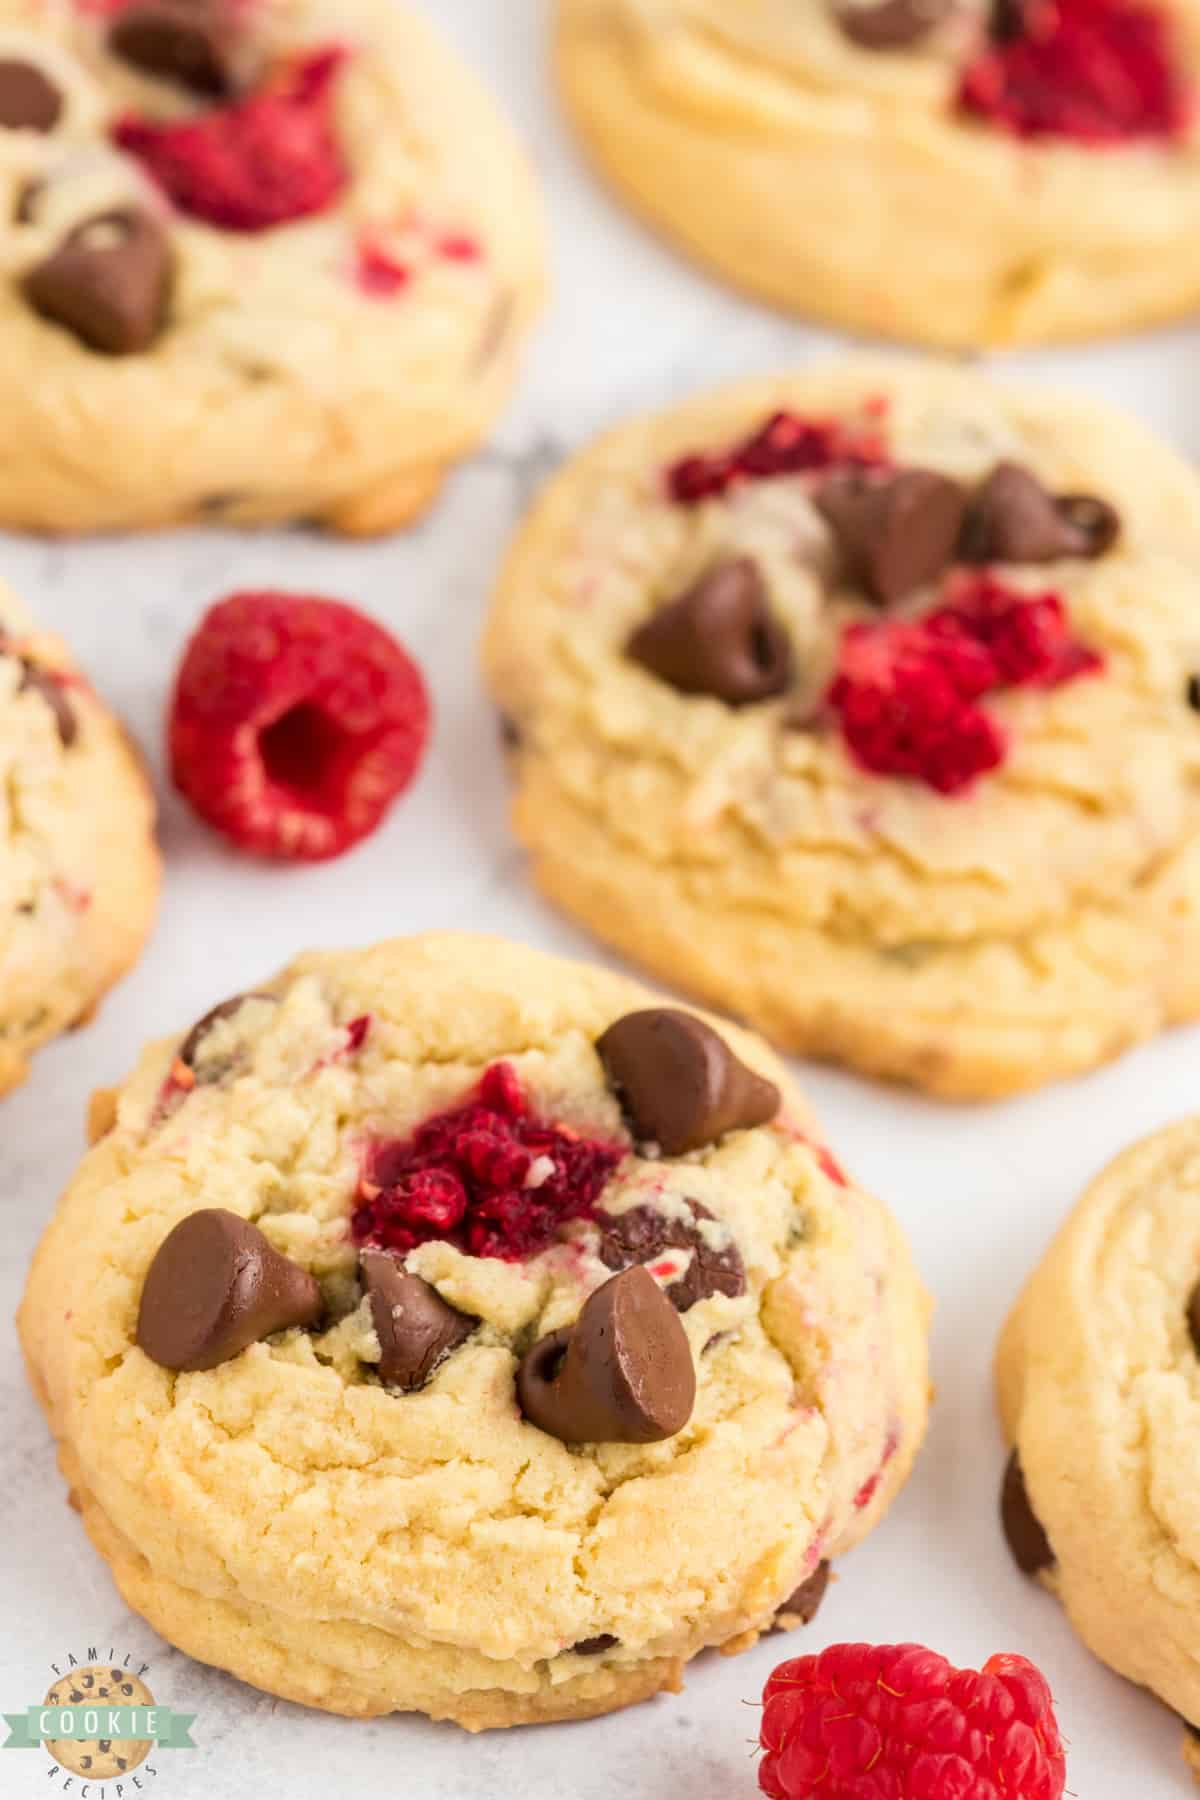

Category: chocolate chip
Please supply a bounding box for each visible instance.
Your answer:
[136,1207,322,1372]
[596,1199,745,1313]
[1186,1281,1200,1356]
[178,992,273,1074]
[833,0,951,49]
[1188,676,1200,714]
[816,468,968,606]
[626,558,793,706]
[960,462,1120,565]
[776,1561,830,1627]
[597,1009,781,1156]
[572,1634,619,1656]
[110,0,234,96]
[19,664,77,747]
[360,1252,476,1392]
[24,209,173,356]
[516,1266,696,1445]
[1000,1449,1054,1576]
[0,59,63,131]
[499,713,522,749]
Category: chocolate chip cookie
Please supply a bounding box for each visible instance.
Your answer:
[19,933,930,1728]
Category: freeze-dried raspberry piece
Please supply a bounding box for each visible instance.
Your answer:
[667,410,889,505]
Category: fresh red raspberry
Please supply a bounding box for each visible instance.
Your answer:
[352,1061,624,1262]
[759,1643,1067,1800]
[959,0,1187,144]
[668,411,889,505]
[114,47,348,231]
[169,590,430,862]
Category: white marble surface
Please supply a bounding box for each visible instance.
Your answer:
[4,3,1200,1795]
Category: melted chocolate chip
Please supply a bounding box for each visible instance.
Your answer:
[597,1009,780,1156]
[833,0,951,49]
[572,1634,619,1656]
[816,468,968,606]
[178,992,273,1074]
[1000,1450,1054,1576]
[777,1561,830,1627]
[110,0,234,96]
[516,1266,696,1445]
[1188,676,1200,714]
[1186,1280,1200,1357]
[136,1208,322,1372]
[360,1252,476,1391]
[626,558,793,706]
[596,1199,745,1314]
[960,462,1120,565]
[19,663,77,747]
[24,209,173,356]
[0,59,63,131]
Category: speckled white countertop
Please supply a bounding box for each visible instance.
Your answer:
[3,3,1200,1795]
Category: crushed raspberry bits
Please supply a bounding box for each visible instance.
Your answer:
[759,1643,1067,1800]
[667,408,889,505]
[168,590,430,861]
[114,47,349,231]
[959,0,1189,146]
[352,1061,624,1262]
[828,573,1103,794]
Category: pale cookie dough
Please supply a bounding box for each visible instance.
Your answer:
[556,0,1200,348]
[19,932,930,1729]
[0,582,159,1097]
[0,0,544,533]
[483,358,1200,1099]
[996,1118,1200,1784]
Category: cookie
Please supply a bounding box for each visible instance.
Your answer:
[18,932,930,1729]
[0,0,543,534]
[556,0,1200,348]
[42,1667,153,1778]
[483,358,1200,1100]
[0,582,159,1097]
[995,1117,1200,1783]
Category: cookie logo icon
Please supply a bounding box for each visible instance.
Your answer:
[42,1666,154,1779]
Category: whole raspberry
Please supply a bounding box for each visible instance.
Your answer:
[959,0,1187,144]
[169,590,430,861]
[114,47,348,231]
[760,1643,1067,1800]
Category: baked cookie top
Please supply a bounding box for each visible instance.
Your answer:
[0,581,159,1095]
[0,0,543,531]
[484,360,1200,1096]
[19,934,929,1723]
[996,1117,1200,1751]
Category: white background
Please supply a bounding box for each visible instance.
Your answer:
[4,3,1200,1794]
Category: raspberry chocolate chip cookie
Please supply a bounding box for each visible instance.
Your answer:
[484,358,1200,1100]
[18,933,930,1728]
[0,582,158,1097]
[0,1,543,533]
[556,0,1200,348]
[995,1117,1200,1785]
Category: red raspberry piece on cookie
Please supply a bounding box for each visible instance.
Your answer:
[169,589,430,861]
[759,1642,1067,1800]
[114,46,348,231]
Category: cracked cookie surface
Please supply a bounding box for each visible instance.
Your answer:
[483,358,1200,1099]
[556,0,1200,347]
[996,1117,1200,1781]
[0,0,544,534]
[0,581,158,1097]
[18,932,929,1729]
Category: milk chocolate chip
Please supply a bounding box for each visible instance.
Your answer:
[597,1009,780,1155]
[596,1198,745,1313]
[136,1208,322,1372]
[0,59,63,131]
[817,468,968,605]
[833,0,951,49]
[777,1561,831,1627]
[961,462,1120,565]
[626,558,793,706]
[1000,1449,1054,1576]
[572,1634,619,1656]
[24,209,173,356]
[110,0,234,96]
[178,992,273,1073]
[516,1266,696,1444]
[360,1252,476,1392]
